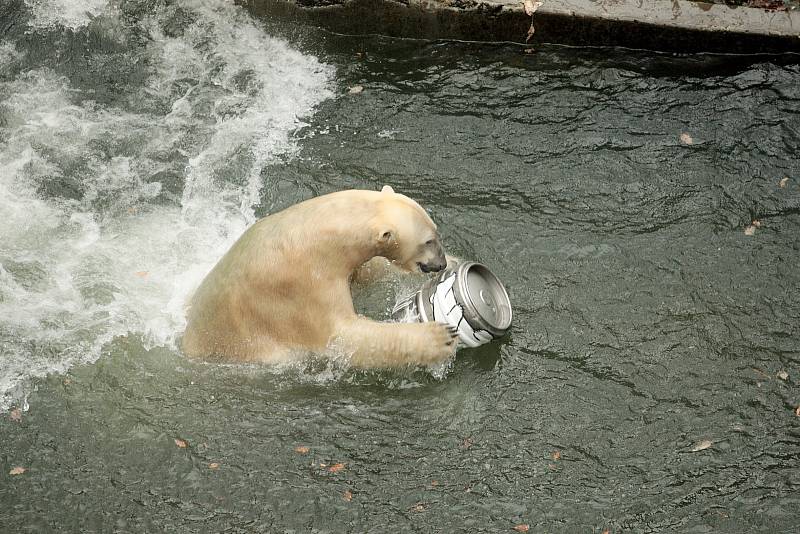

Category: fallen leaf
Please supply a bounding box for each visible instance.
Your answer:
[777,370,788,381]
[751,219,762,228]
[294,446,310,454]
[779,176,789,188]
[174,438,188,449]
[348,85,364,95]
[431,480,439,487]
[523,48,535,54]
[744,225,756,236]
[343,490,352,502]
[523,0,543,16]
[328,463,345,473]
[134,271,149,278]
[209,463,220,470]
[795,405,800,417]
[680,132,693,145]
[9,408,22,422]
[602,529,611,534]
[513,525,530,532]
[409,502,427,513]
[9,467,26,475]
[461,437,474,449]
[551,450,561,461]
[691,439,713,452]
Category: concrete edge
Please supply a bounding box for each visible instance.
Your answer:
[241,0,800,54]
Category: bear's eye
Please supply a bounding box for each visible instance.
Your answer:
[425,239,434,246]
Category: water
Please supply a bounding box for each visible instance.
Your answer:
[2,1,799,531]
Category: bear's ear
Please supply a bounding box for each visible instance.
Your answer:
[377,227,397,248]
[380,185,395,194]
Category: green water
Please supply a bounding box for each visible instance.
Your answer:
[2,1,800,532]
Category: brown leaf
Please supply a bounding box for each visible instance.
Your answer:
[431,479,439,487]
[348,85,364,95]
[795,405,800,417]
[134,271,149,278]
[602,529,611,534]
[513,525,530,532]
[174,438,188,449]
[551,450,561,461]
[328,463,345,473]
[744,225,756,236]
[680,132,693,145]
[208,463,220,470]
[779,177,789,188]
[691,439,713,452]
[777,370,788,381]
[461,437,474,449]
[9,408,22,422]
[751,219,762,228]
[525,23,535,42]
[294,446,310,454]
[9,466,26,475]
[343,490,353,502]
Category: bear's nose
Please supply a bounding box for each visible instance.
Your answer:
[419,259,446,273]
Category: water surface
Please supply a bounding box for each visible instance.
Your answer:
[1,1,799,532]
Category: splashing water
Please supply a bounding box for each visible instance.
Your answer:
[0,0,333,410]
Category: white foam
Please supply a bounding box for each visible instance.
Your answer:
[0,0,333,410]
[24,0,109,30]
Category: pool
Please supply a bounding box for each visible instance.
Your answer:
[1,0,799,531]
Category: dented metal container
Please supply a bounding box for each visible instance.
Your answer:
[392,260,512,347]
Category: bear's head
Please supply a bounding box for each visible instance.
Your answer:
[375,185,447,273]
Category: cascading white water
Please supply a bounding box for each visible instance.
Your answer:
[0,0,333,410]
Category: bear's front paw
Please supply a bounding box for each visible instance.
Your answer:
[415,322,459,364]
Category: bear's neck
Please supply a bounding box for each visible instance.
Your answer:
[302,209,384,278]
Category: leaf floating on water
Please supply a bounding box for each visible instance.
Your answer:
[551,450,561,461]
[134,271,149,278]
[523,48,535,54]
[777,370,788,381]
[409,502,428,513]
[691,439,713,452]
[343,490,353,502]
[328,463,345,473]
[526,24,535,42]
[209,463,220,470]
[779,177,789,188]
[795,405,800,417]
[461,437,474,449]
[744,224,756,236]
[680,132,693,145]
[294,446,310,454]
[348,85,364,95]
[751,219,762,228]
[513,524,530,532]
[174,438,188,449]
[9,467,26,475]
[602,529,611,534]
[9,408,22,422]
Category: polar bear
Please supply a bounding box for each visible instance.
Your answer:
[182,186,458,367]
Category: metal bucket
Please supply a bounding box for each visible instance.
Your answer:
[392,261,512,348]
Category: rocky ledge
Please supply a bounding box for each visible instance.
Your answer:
[241,0,800,53]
